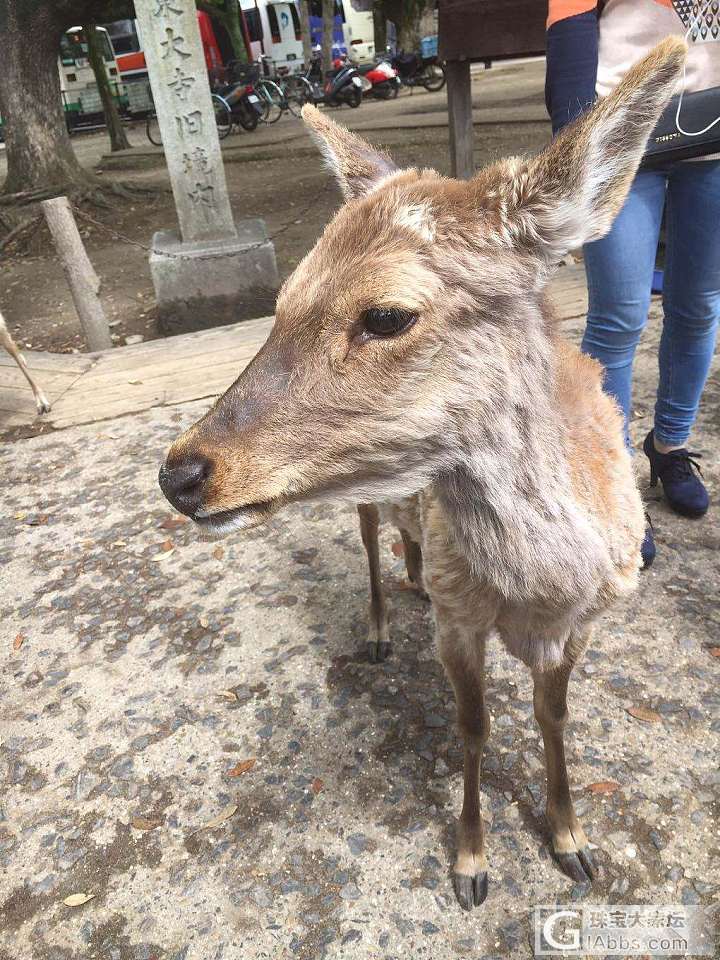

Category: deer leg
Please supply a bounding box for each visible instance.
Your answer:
[533,639,597,885]
[0,319,51,414]
[357,503,390,663]
[439,627,491,910]
[399,528,428,599]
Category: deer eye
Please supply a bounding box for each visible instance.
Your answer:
[360,307,417,339]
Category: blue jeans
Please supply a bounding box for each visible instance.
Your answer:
[582,160,720,448]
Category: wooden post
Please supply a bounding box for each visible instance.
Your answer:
[446,59,474,180]
[41,197,112,352]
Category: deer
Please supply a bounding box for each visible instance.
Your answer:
[0,311,51,414]
[158,39,686,910]
[357,498,426,663]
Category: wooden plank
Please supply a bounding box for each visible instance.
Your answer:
[0,351,95,374]
[446,59,474,180]
[83,316,274,373]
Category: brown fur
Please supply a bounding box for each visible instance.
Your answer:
[159,40,687,909]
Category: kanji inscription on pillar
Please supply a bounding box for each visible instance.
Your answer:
[134,0,236,243]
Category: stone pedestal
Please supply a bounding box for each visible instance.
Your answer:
[151,218,279,335]
[134,0,279,333]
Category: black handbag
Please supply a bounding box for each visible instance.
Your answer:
[642,86,720,167]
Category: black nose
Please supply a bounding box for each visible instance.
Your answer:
[158,455,211,517]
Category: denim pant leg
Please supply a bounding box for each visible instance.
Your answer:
[582,170,667,442]
[656,160,720,447]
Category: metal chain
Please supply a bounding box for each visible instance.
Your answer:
[69,181,330,262]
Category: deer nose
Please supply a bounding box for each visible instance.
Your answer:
[158,455,211,517]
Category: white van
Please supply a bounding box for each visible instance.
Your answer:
[240,0,374,71]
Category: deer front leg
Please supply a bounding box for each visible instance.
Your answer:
[357,503,390,662]
[438,626,491,910]
[0,316,51,414]
[533,643,597,885]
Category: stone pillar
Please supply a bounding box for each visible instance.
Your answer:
[135,0,279,333]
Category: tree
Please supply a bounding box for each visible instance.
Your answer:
[0,0,133,197]
[321,0,334,74]
[83,18,131,152]
[377,0,431,52]
[299,0,313,70]
[0,2,87,196]
[196,0,249,64]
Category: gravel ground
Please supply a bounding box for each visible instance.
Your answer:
[1,300,719,959]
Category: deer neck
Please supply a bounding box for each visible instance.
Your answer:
[434,320,604,605]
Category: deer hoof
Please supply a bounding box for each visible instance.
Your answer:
[367,639,391,663]
[453,870,488,910]
[556,848,597,884]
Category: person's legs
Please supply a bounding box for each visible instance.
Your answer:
[641,159,720,519]
[656,160,720,448]
[582,170,667,441]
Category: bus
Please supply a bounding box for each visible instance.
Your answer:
[105,2,374,93]
[104,13,224,116]
[59,26,126,132]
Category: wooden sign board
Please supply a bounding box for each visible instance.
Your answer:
[439,0,546,62]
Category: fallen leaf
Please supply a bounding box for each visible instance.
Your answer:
[192,803,238,834]
[159,539,174,552]
[626,706,661,723]
[227,758,256,777]
[63,893,95,907]
[150,548,174,561]
[13,512,26,521]
[12,633,24,651]
[131,816,161,831]
[311,778,324,795]
[587,780,621,795]
[708,647,720,658]
[159,515,188,531]
[218,689,238,702]
[213,546,224,560]
[26,515,48,526]
[391,540,405,557]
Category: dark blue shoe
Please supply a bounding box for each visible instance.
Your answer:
[641,521,656,570]
[643,430,709,519]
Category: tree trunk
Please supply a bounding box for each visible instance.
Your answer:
[0,2,86,194]
[373,4,387,55]
[383,0,425,53]
[84,20,131,153]
[219,2,249,63]
[321,0,334,74]
[300,0,313,70]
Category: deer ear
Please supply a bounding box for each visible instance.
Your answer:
[503,38,686,266]
[302,103,397,200]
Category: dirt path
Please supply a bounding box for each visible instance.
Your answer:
[0,61,550,355]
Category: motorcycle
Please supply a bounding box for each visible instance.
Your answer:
[323,59,364,108]
[211,65,265,133]
[389,51,446,92]
[357,59,401,100]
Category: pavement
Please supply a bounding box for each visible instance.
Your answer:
[1,291,719,959]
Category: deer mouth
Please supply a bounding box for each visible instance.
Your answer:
[193,499,278,536]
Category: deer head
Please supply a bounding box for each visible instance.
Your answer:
[159,39,685,535]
